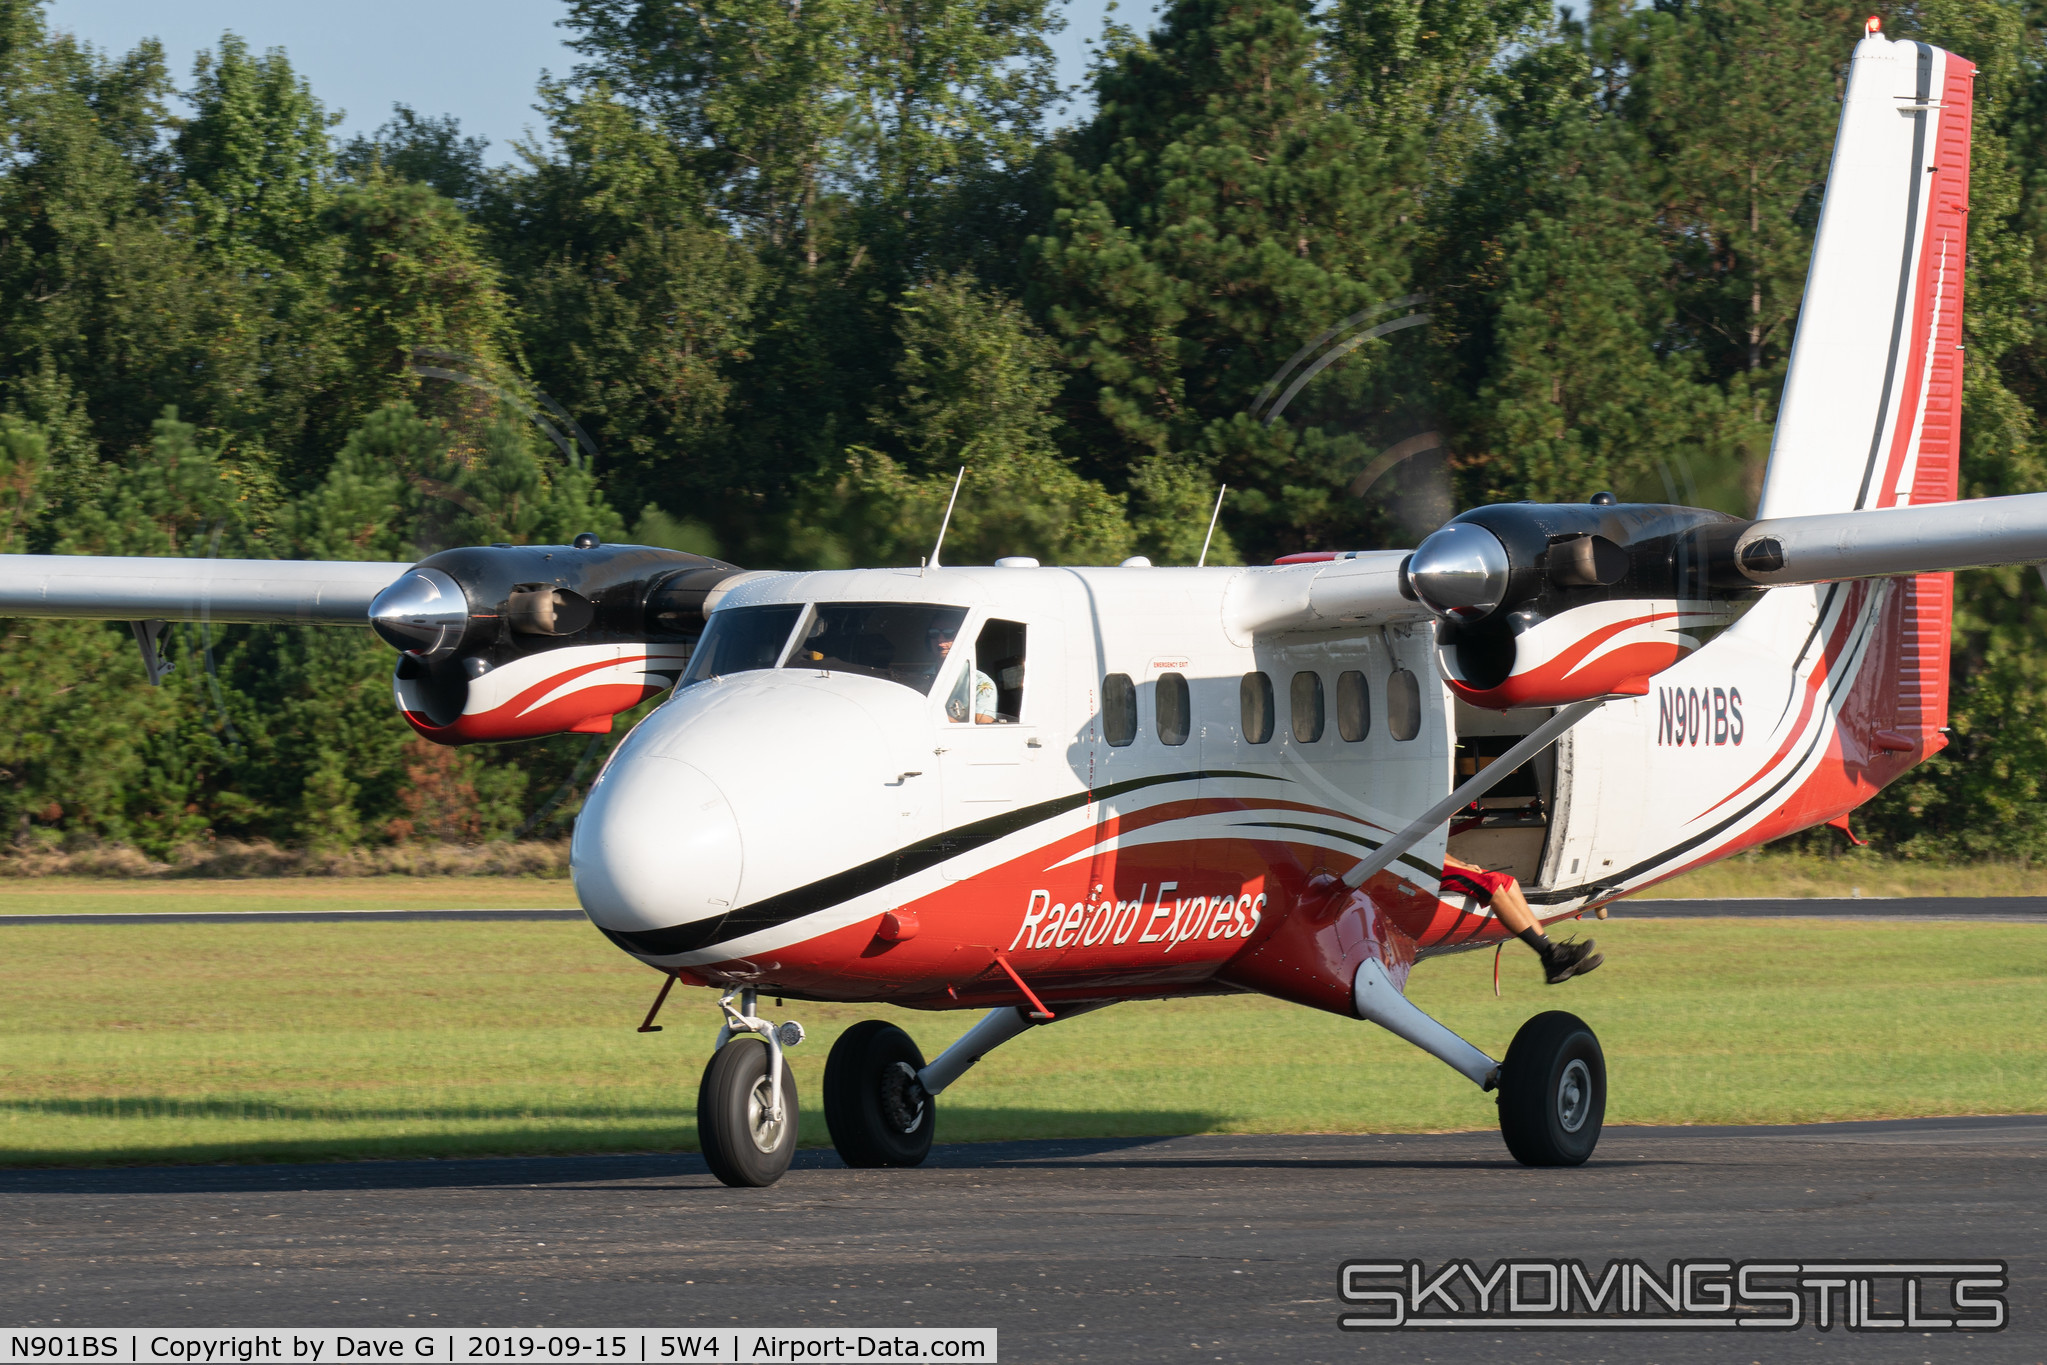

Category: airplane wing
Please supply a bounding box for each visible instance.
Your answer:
[0,554,414,625]
[1728,491,2047,586]
[1223,550,1431,640]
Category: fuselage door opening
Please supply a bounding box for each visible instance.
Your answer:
[1445,701,1564,892]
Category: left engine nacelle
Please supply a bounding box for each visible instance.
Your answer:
[369,540,746,744]
[1403,499,1753,709]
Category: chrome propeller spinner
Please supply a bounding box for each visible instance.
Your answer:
[1406,522,1510,622]
[368,566,468,657]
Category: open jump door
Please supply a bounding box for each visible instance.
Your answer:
[1443,700,1580,892]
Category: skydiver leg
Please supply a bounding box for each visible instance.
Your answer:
[1446,856,1602,985]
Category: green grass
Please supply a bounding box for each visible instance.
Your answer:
[1634,849,2047,899]
[0,876,578,915]
[1,914,2041,1166]
[0,848,2036,914]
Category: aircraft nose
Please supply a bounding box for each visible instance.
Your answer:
[571,752,742,936]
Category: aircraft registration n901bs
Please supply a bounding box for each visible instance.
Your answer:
[0,25,2026,1186]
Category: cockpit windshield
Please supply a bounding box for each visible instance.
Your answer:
[782,603,968,696]
[683,604,804,683]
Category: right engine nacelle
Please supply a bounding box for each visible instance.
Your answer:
[369,541,749,744]
[1404,500,1754,710]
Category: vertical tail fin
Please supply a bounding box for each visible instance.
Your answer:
[1760,26,1973,757]
[1761,27,1973,521]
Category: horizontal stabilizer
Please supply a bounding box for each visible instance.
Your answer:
[0,555,413,625]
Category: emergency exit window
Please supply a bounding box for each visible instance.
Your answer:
[1156,672,1190,746]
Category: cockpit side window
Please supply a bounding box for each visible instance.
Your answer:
[684,604,804,683]
[784,602,969,696]
[974,619,1026,722]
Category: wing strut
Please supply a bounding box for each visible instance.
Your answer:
[129,619,173,687]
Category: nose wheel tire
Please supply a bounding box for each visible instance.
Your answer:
[823,1020,936,1168]
[1497,1010,1605,1167]
[697,1037,800,1187]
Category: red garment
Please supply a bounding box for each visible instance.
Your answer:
[1440,866,1515,906]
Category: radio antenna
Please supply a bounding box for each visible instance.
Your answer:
[1197,483,1228,567]
[930,466,967,569]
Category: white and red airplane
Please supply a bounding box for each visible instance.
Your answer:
[0,26,2028,1185]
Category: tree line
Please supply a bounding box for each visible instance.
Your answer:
[0,0,2040,859]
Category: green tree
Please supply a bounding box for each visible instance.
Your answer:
[1031,0,1413,561]
[491,85,760,519]
[802,274,1133,566]
[1630,0,1852,439]
[564,0,856,258]
[174,34,336,271]
[170,34,351,485]
[337,104,490,206]
[317,174,520,446]
[0,17,263,458]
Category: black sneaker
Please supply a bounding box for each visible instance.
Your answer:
[1543,937,1603,985]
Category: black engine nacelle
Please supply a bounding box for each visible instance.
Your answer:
[369,539,746,743]
[1402,497,1753,708]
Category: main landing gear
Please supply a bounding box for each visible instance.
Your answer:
[696,989,806,1187]
[1352,960,1606,1166]
[823,1020,936,1167]
[817,1002,1113,1171]
[1496,1011,1606,1166]
[820,1004,1093,1169]
[695,999,1112,1186]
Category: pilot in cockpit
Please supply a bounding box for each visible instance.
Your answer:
[930,625,997,723]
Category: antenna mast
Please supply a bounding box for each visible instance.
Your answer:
[929,466,967,569]
[1197,483,1227,568]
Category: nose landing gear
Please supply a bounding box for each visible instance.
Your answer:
[697,989,805,1187]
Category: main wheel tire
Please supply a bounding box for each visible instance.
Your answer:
[1497,1010,1605,1167]
[823,1020,935,1168]
[696,1038,800,1188]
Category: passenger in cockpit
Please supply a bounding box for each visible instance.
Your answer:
[930,625,997,723]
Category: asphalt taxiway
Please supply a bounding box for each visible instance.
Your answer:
[3,1119,2041,1363]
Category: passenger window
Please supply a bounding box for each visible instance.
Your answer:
[1291,671,1325,743]
[1337,670,1370,742]
[1103,673,1137,746]
[1388,667,1422,741]
[1157,672,1190,746]
[1240,672,1274,744]
[974,618,1027,721]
